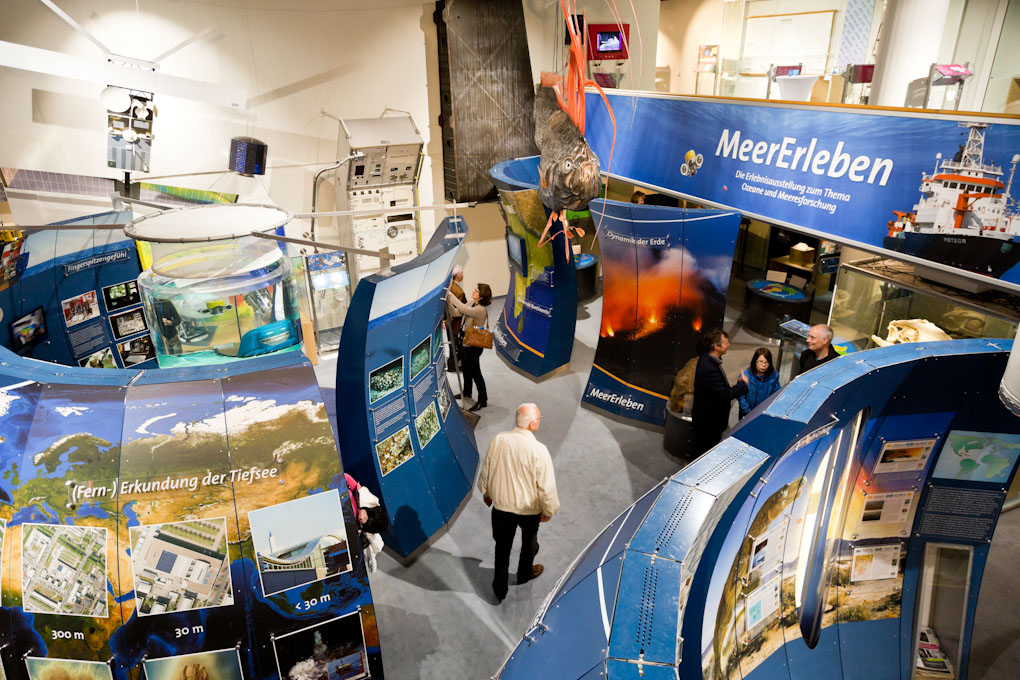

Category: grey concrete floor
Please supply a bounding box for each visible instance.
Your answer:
[970,507,1020,679]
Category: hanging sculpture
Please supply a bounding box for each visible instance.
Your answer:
[534,0,619,255]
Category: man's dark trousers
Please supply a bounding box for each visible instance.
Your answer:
[491,508,541,600]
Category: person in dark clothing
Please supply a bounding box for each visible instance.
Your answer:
[152,298,182,355]
[692,329,748,456]
[798,324,836,375]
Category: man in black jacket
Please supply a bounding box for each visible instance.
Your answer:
[692,329,748,457]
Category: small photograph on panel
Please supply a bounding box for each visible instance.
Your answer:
[101,280,141,312]
[437,386,451,421]
[248,489,351,596]
[78,347,117,369]
[117,335,155,367]
[409,336,431,381]
[414,403,441,449]
[22,524,108,617]
[375,426,414,476]
[872,438,936,475]
[25,658,114,680]
[109,307,148,340]
[60,291,100,328]
[273,610,369,680]
[432,321,443,359]
[368,356,404,404]
[129,517,235,616]
[144,648,244,680]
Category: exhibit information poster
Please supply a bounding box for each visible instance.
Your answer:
[0,355,383,678]
[743,574,781,636]
[850,544,901,582]
[582,200,740,425]
[872,438,936,474]
[584,91,1020,288]
[859,491,915,529]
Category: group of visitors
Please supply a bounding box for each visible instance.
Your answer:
[692,323,835,455]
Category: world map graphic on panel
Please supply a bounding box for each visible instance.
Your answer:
[932,430,1020,484]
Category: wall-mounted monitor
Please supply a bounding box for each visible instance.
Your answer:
[586,23,630,61]
[505,229,527,274]
[10,306,47,354]
[596,32,622,53]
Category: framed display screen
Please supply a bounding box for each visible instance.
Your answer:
[506,229,526,273]
[9,306,47,353]
[586,23,629,60]
[596,31,622,53]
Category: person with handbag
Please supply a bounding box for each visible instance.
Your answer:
[446,283,492,412]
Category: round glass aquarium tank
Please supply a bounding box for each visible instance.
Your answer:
[126,204,303,368]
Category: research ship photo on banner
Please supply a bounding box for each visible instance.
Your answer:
[885,122,1020,277]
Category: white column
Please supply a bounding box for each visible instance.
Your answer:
[870,0,951,107]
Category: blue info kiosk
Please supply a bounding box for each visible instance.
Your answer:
[337,216,479,559]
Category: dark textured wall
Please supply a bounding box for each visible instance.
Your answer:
[436,0,539,202]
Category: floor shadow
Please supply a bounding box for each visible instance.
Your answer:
[380,545,495,599]
[373,603,441,670]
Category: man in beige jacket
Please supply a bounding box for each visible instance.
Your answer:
[478,403,560,603]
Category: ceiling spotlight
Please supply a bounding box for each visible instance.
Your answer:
[100,85,131,113]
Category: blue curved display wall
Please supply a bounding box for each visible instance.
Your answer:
[581,199,740,425]
[495,340,1019,680]
[336,216,479,559]
[0,347,382,680]
[489,157,578,377]
[0,213,150,368]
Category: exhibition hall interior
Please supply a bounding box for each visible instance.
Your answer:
[1,0,1020,679]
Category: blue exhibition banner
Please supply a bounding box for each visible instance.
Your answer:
[584,92,1020,288]
[581,200,740,426]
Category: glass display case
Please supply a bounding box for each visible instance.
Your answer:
[126,204,303,368]
[139,256,301,368]
[829,259,1019,351]
[305,251,351,352]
